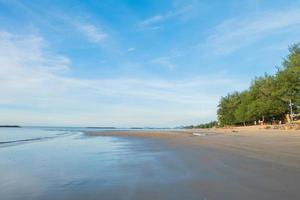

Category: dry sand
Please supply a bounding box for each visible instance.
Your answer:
[85,128,300,199]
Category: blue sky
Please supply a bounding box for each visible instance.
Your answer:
[0,0,300,127]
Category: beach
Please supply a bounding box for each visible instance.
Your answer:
[85,128,300,199]
[2,1,300,199]
[1,127,300,199]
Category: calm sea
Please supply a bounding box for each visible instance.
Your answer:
[0,127,194,200]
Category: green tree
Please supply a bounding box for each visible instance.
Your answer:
[247,74,286,121]
[217,43,300,126]
[275,44,300,109]
[234,91,250,125]
[217,92,241,126]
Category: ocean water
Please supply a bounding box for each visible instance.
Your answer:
[0,127,195,200]
[2,127,300,200]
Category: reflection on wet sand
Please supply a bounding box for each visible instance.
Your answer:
[1,128,300,200]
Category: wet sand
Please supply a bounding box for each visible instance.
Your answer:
[86,129,300,199]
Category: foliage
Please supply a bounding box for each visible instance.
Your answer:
[184,121,218,129]
[217,44,300,126]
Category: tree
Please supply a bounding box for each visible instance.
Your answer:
[247,74,286,121]
[217,43,300,126]
[217,92,241,126]
[234,91,250,125]
[275,44,300,108]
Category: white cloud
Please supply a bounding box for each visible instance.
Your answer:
[150,56,176,70]
[137,4,193,30]
[76,23,107,44]
[0,31,71,105]
[0,31,245,126]
[139,15,164,27]
[205,8,300,55]
[127,47,135,52]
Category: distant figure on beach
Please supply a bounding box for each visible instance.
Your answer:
[254,120,257,125]
[258,120,264,126]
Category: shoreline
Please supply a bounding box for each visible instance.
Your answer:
[85,128,300,168]
[85,125,300,139]
[83,128,300,199]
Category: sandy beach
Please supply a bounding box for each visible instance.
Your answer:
[85,128,300,199]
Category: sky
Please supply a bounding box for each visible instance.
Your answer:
[0,0,300,127]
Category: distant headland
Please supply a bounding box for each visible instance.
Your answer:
[86,127,116,129]
[0,125,21,128]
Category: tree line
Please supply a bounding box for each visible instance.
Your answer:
[217,44,300,126]
[184,121,217,129]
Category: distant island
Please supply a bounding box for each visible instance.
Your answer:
[0,125,21,128]
[86,127,116,129]
[130,127,171,130]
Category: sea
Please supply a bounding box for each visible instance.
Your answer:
[0,126,196,200]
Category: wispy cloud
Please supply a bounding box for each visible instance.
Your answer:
[150,56,176,70]
[76,23,107,44]
[205,8,300,55]
[0,31,71,105]
[139,15,164,27]
[137,4,193,30]
[127,47,135,52]
[0,31,245,126]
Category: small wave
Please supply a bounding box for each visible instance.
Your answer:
[0,132,77,148]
